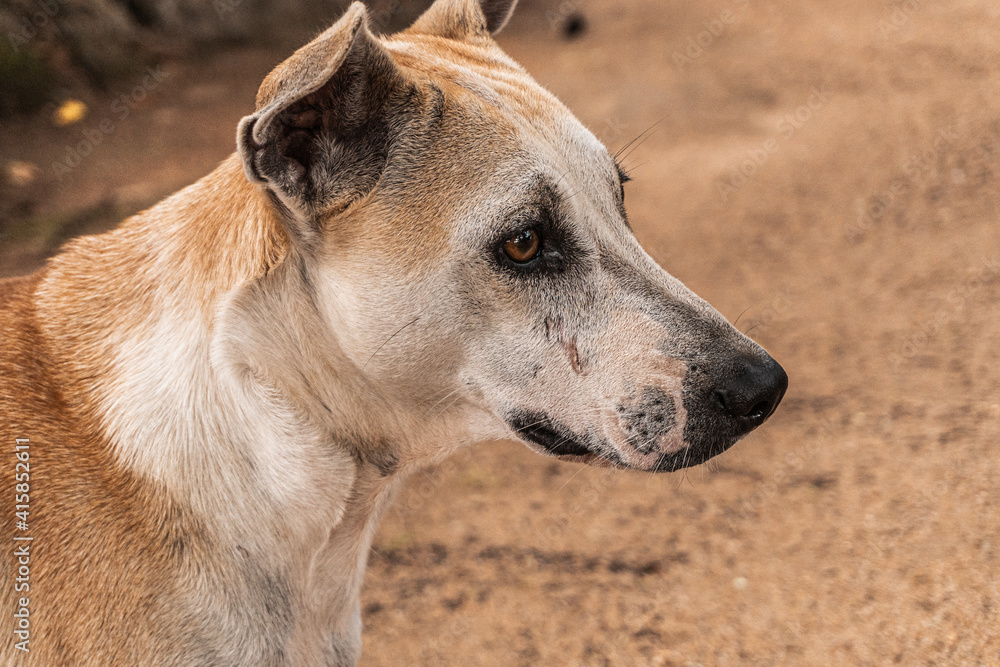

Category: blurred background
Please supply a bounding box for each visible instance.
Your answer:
[2,0,999,664]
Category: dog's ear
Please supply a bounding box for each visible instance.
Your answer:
[408,0,519,40]
[237,2,406,242]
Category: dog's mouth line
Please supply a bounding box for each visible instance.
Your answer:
[514,425,634,469]
[507,410,743,472]
[514,421,593,458]
[554,452,629,470]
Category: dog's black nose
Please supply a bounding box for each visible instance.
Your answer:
[714,356,788,433]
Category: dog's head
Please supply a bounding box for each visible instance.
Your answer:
[236,0,786,472]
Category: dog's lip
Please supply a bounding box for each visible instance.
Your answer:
[554,448,641,470]
[555,452,599,464]
[555,452,621,468]
[507,412,729,472]
[507,413,594,457]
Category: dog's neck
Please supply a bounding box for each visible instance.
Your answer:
[39,155,329,515]
[35,154,454,661]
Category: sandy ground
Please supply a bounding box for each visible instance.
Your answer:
[2,0,999,664]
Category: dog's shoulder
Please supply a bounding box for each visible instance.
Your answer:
[0,272,195,665]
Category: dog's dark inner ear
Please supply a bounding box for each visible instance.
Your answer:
[238,3,407,234]
[409,0,520,40]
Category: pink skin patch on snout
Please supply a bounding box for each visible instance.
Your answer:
[603,382,689,469]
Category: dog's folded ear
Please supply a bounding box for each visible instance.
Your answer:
[408,0,519,40]
[237,2,407,240]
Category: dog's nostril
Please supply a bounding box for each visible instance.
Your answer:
[715,389,755,417]
[714,357,788,432]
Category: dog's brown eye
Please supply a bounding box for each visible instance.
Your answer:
[503,229,541,263]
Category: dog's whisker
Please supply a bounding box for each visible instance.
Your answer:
[613,122,658,160]
[643,451,666,483]
[416,385,459,408]
[620,123,663,163]
[435,393,466,417]
[733,306,753,328]
[422,388,463,417]
[362,316,421,372]
[619,158,650,175]
[613,119,664,164]
[555,459,593,493]
[553,166,574,190]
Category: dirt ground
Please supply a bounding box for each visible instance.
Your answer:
[2,0,999,664]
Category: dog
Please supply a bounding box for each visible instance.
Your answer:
[0,0,787,664]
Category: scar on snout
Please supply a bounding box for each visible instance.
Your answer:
[563,338,583,374]
[544,316,559,341]
[544,316,585,374]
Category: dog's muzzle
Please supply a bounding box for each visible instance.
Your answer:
[506,352,787,472]
[651,351,788,471]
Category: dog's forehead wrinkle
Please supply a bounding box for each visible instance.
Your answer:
[376,43,622,246]
[386,35,528,97]
[508,136,624,240]
[445,166,551,245]
[388,32,607,162]
[474,162,614,245]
